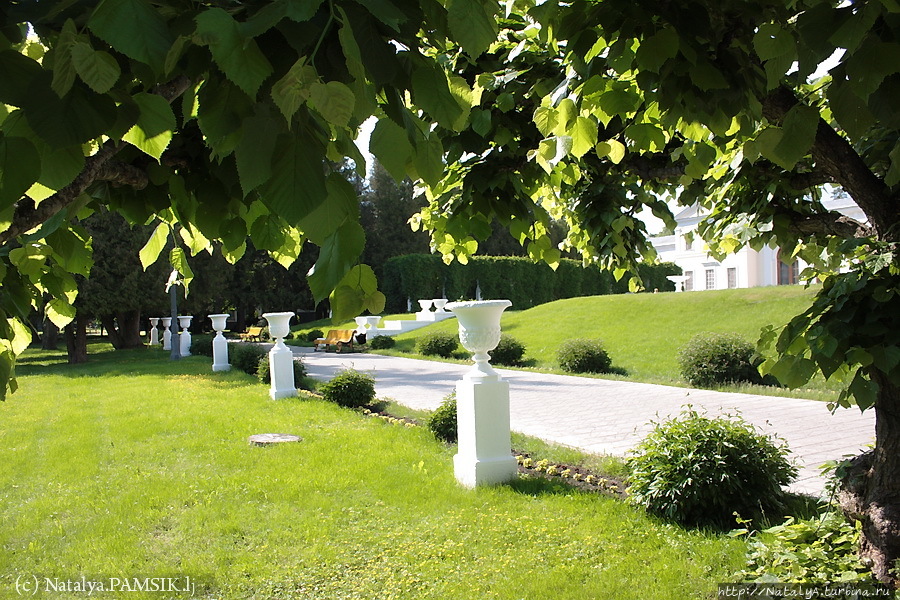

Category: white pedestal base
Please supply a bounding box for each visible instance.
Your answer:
[453,378,517,488]
[212,334,230,371]
[268,343,296,400]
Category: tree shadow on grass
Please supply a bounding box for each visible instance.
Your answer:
[504,473,597,497]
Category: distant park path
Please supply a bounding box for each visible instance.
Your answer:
[293,347,875,496]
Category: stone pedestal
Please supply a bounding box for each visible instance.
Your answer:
[453,379,517,487]
[209,314,231,372]
[178,316,193,356]
[149,318,160,346]
[161,317,172,350]
[446,299,517,488]
[263,312,296,399]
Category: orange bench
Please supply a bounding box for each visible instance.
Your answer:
[314,329,356,352]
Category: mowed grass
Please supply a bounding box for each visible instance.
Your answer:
[361,286,837,399]
[0,345,745,599]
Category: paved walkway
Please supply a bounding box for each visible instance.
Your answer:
[292,347,875,496]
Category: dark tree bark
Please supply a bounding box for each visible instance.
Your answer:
[41,318,59,350]
[101,311,144,350]
[838,373,900,588]
[64,315,88,364]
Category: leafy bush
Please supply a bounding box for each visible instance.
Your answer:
[319,369,376,408]
[626,409,797,528]
[678,332,766,388]
[735,511,877,585]
[369,335,396,350]
[428,392,457,443]
[190,335,213,357]
[256,356,307,386]
[417,332,458,358]
[556,338,612,373]
[490,334,525,366]
[306,329,324,342]
[230,343,268,376]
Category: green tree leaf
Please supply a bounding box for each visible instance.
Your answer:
[596,139,626,164]
[123,92,175,161]
[636,28,679,72]
[754,23,796,61]
[250,214,287,251]
[138,221,170,269]
[447,0,498,58]
[625,123,666,152]
[412,63,465,130]
[299,173,359,245]
[308,81,355,128]
[569,116,598,159]
[307,220,366,302]
[828,82,876,141]
[23,74,118,147]
[46,298,76,329]
[88,0,173,73]
[194,8,274,99]
[369,119,413,181]
[70,41,121,94]
[0,134,40,211]
[412,134,445,187]
[258,132,327,225]
[235,112,280,196]
[773,104,819,170]
[271,59,317,124]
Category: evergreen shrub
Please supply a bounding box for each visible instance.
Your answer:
[306,329,324,342]
[557,338,612,373]
[231,343,268,376]
[428,392,457,443]
[190,335,213,357]
[256,356,307,386]
[627,409,797,528]
[678,332,766,388]
[417,332,458,358]
[369,335,396,350]
[319,369,376,408]
[490,334,526,366]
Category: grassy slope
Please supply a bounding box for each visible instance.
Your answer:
[0,346,744,599]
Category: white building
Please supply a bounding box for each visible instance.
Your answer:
[650,198,866,291]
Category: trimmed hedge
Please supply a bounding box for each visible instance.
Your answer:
[678,332,767,388]
[557,338,612,373]
[428,392,457,443]
[490,334,526,366]
[417,332,458,358]
[382,254,680,312]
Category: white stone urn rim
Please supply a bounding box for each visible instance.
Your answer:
[445,299,512,311]
[209,313,231,318]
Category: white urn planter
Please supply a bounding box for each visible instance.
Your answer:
[445,300,517,488]
[667,275,689,292]
[149,317,160,346]
[432,299,448,312]
[178,316,193,357]
[209,314,231,372]
[262,312,296,399]
[161,317,172,350]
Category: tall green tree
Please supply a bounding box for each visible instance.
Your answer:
[360,160,430,276]
[0,0,898,584]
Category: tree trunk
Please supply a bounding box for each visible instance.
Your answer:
[41,317,59,350]
[117,310,144,348]
[65,315,88,364]
[838,372,900,588]
[100,314,124,349]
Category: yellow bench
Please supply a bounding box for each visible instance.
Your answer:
[314,329,357,353]
[239,326,264,342]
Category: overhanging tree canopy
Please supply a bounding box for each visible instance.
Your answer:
[1,0,898,585]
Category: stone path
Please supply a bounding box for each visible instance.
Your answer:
[292,347,875,496]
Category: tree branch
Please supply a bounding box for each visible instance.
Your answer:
[0,75,194,247]
[774,208,876,239]
[762,86,897,242]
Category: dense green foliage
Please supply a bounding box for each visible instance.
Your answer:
[427,392,458,444]
[319,368,376,408]
[305,329,324,343]
[189,334,214,357]
[627,410,798,528]
[416,331,459,358]
[230,343,268,377]
[256,355,306,386]
[369,335,396,350]
[557,339,613,374]
[490,334,526,366]
[678,332,766,388]
[382,254,679,311]
[735,512,878,586]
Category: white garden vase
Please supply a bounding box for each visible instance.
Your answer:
[178,316,193,357]
[161,317,172,350]
[432,299,448,312]
[209,314,231,372]
[262,312,296,399]
[445,299,516,487]
[149,317,160,346]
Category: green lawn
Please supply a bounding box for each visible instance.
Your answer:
[1,345,745,599]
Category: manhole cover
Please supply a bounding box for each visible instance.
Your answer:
[248,433,302,446]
